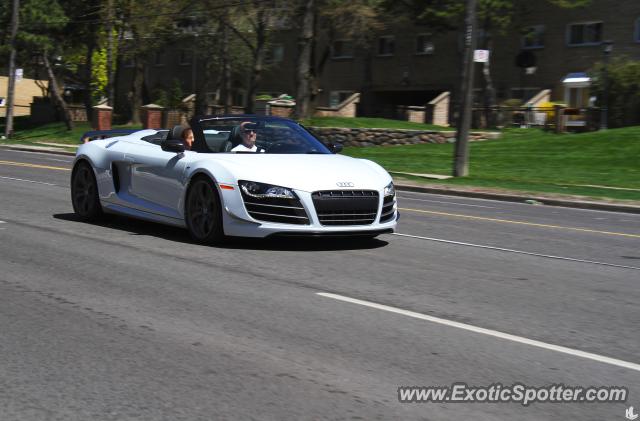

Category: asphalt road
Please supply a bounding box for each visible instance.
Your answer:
[1,148,639,420]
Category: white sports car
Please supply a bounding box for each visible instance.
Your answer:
[71,115,398,243]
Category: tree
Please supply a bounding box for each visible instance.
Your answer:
[15,0,73,129]
[293,0,384,119]
[315,0,383,113]
[118,0,190,123]
[219,0,292,113]
[294,0,314,119]
[176,4,236,115]
[590,58,640,128]
[382,0,592,127]
[57,0,102,119]
[3,0,20,138]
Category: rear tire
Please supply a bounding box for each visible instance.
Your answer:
[185,177,225,244]
[71,160,103,221]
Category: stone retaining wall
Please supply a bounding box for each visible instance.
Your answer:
[306,127,500,147]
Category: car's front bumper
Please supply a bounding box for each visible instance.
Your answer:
[219,185,398,238]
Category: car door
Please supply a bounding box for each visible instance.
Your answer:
[124,142,190,219]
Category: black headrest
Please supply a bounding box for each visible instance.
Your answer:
[220,138,234,152]
[169,125,185,140]
[230,125,242,147]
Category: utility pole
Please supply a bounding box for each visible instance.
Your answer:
[4,0,20,139]
[453,0,477,177]
[294,0,314,119]
[106,0,115,106]
[600,41,613,130]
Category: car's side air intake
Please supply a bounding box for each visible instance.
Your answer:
[379,194,396,223]
[240,190,310,225]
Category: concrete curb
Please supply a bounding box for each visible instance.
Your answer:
[0,145,76,157]
[2,144,638,215]
[395,184,640,215]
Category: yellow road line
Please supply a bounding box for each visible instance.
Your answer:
[0,160,71,171]
[1,159,637,239]
[399,207,640,239]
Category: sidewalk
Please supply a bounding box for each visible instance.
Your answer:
[0,143,78,157]
[2,143,639,214]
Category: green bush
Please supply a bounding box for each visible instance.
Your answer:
[151,79,185,109]
[590,58,640,128]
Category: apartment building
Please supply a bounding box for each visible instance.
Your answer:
[260,1,640,117]
[115,1,640,120]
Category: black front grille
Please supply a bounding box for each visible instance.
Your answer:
[312,190,379,226]
[379,194,396,223]
[240,193,310,225]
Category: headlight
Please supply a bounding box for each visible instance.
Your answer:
[384,181,395,197]
[238,180,297,199]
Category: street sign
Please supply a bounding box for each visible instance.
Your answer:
[15,68,23,82]
[473,49,490,63]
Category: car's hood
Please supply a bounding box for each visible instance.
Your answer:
[200,154,391,192]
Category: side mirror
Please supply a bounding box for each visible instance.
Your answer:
[161,138,186,153]
[328,143,343,154]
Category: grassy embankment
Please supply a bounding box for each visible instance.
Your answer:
[0,117,141,149]
[300,116,454,131]
[1,116,446,149]
[2,116,638,201]
[343,127,640,202]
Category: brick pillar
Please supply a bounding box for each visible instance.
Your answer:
[268,103,294,118]
[141,104,165,129]
[92,104,113,131]
[406,106,426,123]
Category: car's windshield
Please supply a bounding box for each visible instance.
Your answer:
[196,117,331,154]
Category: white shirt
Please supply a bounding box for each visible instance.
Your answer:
[231,143,258,152]
[231,144,264,153]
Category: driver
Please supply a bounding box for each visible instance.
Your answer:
[231,121,260,152]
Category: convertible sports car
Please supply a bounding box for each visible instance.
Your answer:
[71,115,398,243]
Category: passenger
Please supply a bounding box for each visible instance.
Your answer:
[182,127,194,150]
[231,121,259,152]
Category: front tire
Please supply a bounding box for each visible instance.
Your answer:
[185,177,225,244]
[71,160,103,221]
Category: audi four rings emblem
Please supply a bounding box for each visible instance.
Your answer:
[336,182,355,187]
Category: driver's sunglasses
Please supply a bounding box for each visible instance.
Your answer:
[242,128,256,134]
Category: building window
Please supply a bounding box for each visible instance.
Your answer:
[264,44,284,64]
[567,22,603,46]
[331,40,353,59]
[234,91,246,107]
[179,50,193,65]
[329,91,354,107]
[416,34,434,55]
[522,25,545,49]
[377,36,395,56]
[153,52,164,66]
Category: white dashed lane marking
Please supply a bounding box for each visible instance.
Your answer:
[0,176,59,186]
[317,292,640,373]
[391,232,640,271]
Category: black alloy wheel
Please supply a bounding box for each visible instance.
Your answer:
[71,161,103,221]
[185,177,224,244]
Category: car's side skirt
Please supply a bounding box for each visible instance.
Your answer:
[102,201,186,228]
